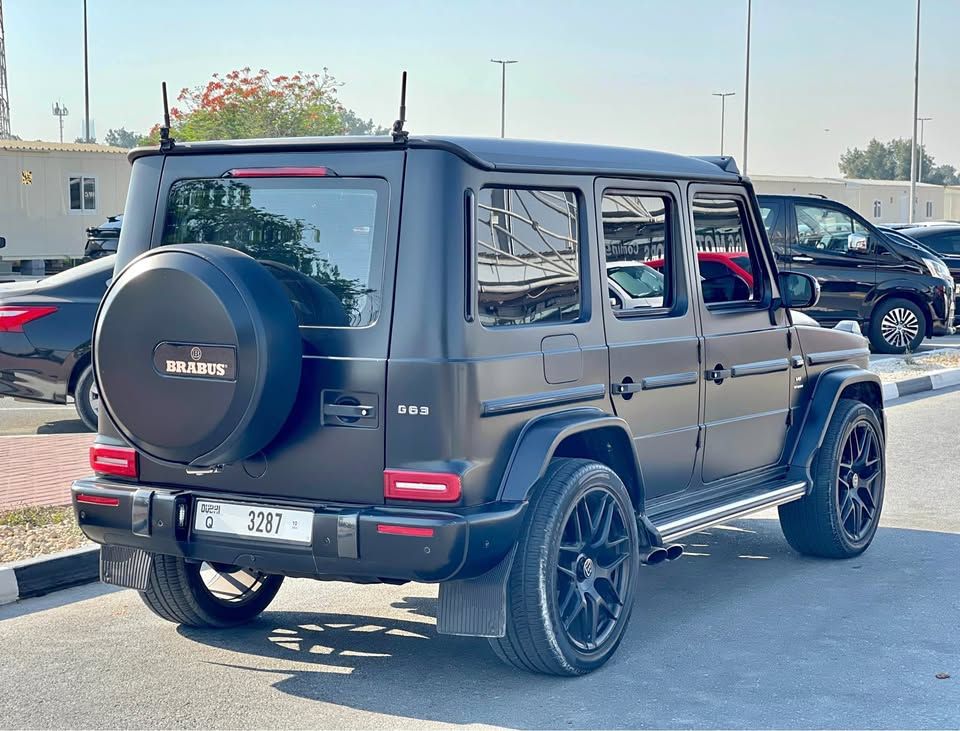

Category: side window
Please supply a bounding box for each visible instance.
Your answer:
[601,193,674,315]
[68,175,97,212]
[758,199,787,256]
[794,203,869,257]
[476,188,581,327]
[692,196,763,305]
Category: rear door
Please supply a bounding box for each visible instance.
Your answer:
[597,180,701,500]
[137,150,404,504]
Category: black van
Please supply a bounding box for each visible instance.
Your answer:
[757,194,955,353]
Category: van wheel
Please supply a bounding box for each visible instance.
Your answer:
[140,554,283,627]
[489,459,640,675]
[74,365,99,432]
[778,399,885,558]
[869,298,925,353]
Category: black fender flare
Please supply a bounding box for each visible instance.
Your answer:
[496,407,646,510]
[788,366,885,483]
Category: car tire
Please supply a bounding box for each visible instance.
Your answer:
[74,365,99,432]
[868,298,926,354]
[488,458,640,676]
[778,399,885,559]
[140,554,283,628]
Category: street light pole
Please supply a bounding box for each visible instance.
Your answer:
[917,116,931,183]
[908,0,920,223]
[83,0,90,143]
[712,92,736,156]
[490,59,517,138]
[742,0,752,173]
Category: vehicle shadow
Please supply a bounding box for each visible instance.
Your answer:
[36,418,88,435]
[178,519,960,729]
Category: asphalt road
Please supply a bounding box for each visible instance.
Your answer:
[1,387,958,729]
[0,397,88,436]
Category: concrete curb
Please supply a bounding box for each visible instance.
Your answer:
[0,545,99,606]
[882,366,960,403]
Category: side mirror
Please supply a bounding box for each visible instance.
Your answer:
[0,236,6,249]
[847,232,871,253]
[779,271,820,309]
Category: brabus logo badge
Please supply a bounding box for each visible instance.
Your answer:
[153,342,237,382]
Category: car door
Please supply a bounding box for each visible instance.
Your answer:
[689,186,792,484]
[787,200,876,323]
[597,180,701,500]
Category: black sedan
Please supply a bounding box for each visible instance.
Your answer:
[0,255,114,430]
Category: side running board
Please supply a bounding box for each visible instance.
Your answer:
[655,482,807,544]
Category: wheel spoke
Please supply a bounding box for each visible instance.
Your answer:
[597,496,616,544]
[563,595,585,630]
[600,552,629,575]
[557,564,577,581]
[583,594,599,646]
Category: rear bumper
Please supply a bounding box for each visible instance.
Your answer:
[72,478,525,583]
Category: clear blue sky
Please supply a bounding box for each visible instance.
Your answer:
[5,0,958,176]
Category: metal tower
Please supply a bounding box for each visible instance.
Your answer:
[0,0,11,138]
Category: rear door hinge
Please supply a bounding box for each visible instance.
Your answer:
[787,330,793,350]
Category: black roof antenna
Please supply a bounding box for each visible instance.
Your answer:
[391,71,409,143]
[159,82,175,152]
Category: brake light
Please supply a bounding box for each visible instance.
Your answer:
[376,524,435,538]
[89,445,138,478]
[76,493,120,507]
[383,470,462,502]
[222,166,334,178]
[0,306,58,333]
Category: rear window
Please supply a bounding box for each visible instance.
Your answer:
[161,178,386,328]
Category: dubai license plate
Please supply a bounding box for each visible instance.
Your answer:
[193,499,313,544]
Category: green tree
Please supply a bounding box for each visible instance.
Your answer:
[840,138,957,184]
[104,127,143,148]
[143,68,385,143]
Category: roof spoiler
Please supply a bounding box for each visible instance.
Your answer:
[695,156,741,175]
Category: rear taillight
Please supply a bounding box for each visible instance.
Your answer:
[0,306,58,333]
[222,166,335,178]
[383,470,462,502]
[89,445,138,478]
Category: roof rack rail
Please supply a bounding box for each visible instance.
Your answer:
[695,156,740,175]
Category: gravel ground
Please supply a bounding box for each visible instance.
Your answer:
[0,506,91,564]
[868,350,960,382]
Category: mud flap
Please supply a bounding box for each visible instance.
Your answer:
[437,546,516,638]
[100,545,153,591]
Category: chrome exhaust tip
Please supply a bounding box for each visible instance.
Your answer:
[641,547,668,566]
[665,544,684,561]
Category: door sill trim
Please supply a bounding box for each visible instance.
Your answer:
[654,482,806,543]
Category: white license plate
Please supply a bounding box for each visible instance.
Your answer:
[193,500,313,545]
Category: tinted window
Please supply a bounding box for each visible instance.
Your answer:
[476,188,581,327]
[162,178,386,328]
[602,193,673,314]
[692,197,762,304]
[794,203,869,257]
[758,198,787,256]
[917,231,960,255]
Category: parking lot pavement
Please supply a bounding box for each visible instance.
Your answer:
[0,398,87,437]
[1,388,958,729]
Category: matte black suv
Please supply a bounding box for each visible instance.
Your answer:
[73,137,887,676]
[757,194,955,353]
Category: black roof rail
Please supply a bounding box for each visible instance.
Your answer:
[695,155,740,175]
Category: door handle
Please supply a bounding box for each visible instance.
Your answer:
[612,381,643,395]
[704,367,732,382]
[790,255,814,263]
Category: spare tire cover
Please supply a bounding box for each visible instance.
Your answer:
[94,244,302,468]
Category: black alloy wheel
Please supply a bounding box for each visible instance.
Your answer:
[555,487,633,652]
